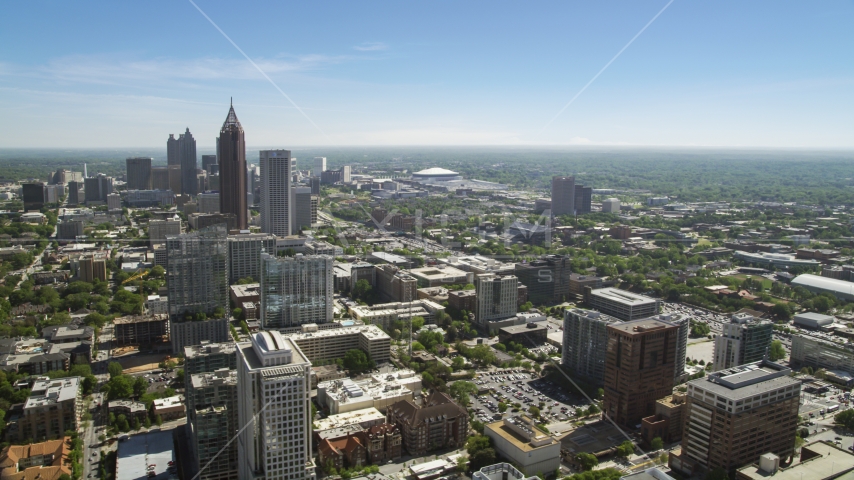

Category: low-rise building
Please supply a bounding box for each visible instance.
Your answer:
[5,377,81,442]
[483,416,560,477]
[448,289,477,313]
[317,423,402,470]
[0,438,72,480]
[286,323,391,365]
[387,391,468,456]
[108,400,148,424]
[409,265,472,288]
[641,392,687,446]
[735,441,854,480]
[317,370,422,414]
[498,323,548,347]
[314,408,387,440]
[587,288,660,321]
[153,395,186,421]
[348,300,445,330]
[793,312,835,329]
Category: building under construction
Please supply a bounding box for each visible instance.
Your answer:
[113,314,170,346]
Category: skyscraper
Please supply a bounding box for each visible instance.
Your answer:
[202,154,218,174]
[260,149,292,236]
[218,102,248,230]
[292,187,316,232]
[179,128,198,196]
[671,360,800,475]
[167,134,179,166]
[188,369,239,480]
[551,176,575,216]
[126,157,152,190]
[313,157,326,176]
[713,313,773,371]
[166,224,230,353]
[260,253,333,329]
[84,174,113,203]
[562,308,623,386]
[474,273,518,332]
[603,319,678,427]
[227,232,276,284]
[237,331,314,480]
[574,184,592,214]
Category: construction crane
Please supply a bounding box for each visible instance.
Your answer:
[121,269,150,315]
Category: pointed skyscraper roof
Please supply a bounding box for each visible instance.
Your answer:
[222,100,243,132]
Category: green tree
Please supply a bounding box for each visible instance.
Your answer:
[615,440,634,458]
[107,362,123,378]
[104,375,134,400]
[498,402,508,413]
[352,279,372,301]
[575,452,598,471]
[451,356,466,371]
[769,340,786,361]
[650,437,663,450]
[449,381,478,407]
[771,303,791,320]
[342,349,374,374]
[835,409,854,430]
[469,448,496,470]
[133,376,148,397]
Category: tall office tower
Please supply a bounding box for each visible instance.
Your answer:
[198,192,220,214]
[168,165,183,194]
[586,288,660,321]
[84,174,113,203]
[309,176,320,195]
[227,233,276,284]
[21,183,46,210]
[237,331,314,480]
[713,312,773,371]
[562,308,623,386]
[574,185,592,214]
[126,157,152,190]
[167,224,230,353]
[259,150,292,236]
[167,133,180,166]
[671,360,800,475]
[513,255,570,305]
[67,181,82,205]
[260,253,333,329]
[551,176,575,216]
[291,187,316,232]
[218,102,248,230]
[202,154,218,174]
[474,273,518,331]
[313,157,327,176]
[341,165,351,183]
[151,167,170,190]
[188,369,239,480]
[178,128,198,195]
[603,319,678,427]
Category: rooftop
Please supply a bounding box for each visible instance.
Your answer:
[287,324,390,342]
[736,442,854,480]
[691,360,799,400]
[413,168,459,176]
[485,418,556,453]
[609,319,676,335]
[184,340,237,358]
[589,288,658,306]
[190,368,237,389]
[314,407,386,432]
[24,377,80,409]
[500,323,549,335]
[230,283,260,298]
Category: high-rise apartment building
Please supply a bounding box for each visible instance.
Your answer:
[551,176,575,216]
[178,128,198,196]
[260,149,292,236]
[188,368,238,480]
[227,232,276,284]
[603,319,678,427]
[292,187,317,232]
[641,312,691,381]
[126,157,152,190]
[562,308,623,386]
[67,181,82,205]
[514,255,570,305]
[237,331,314,480]
[713,313,773,371]
[167,225,230,353]
[313,157,327,177]
[218,102,248,230]
[671,360,800,475]
[149,218,181,247]
[260,253,333,329]
[167,133,180,166]
[587,288,659,321]
[474,273,518,331]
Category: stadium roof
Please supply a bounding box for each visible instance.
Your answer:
[413,167,458,176]
[791,274,854,299]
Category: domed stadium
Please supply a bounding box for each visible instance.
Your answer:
[411,167,462,182]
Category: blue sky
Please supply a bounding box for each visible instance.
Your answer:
[1,1,853,148]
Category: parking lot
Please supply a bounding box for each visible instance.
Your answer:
[468,368,593,431]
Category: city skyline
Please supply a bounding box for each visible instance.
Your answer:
[1,1,852,148]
